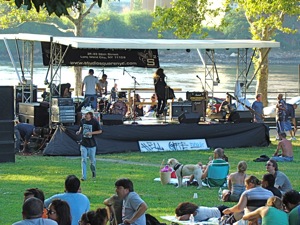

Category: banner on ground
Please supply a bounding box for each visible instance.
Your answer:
[139,139,209,152]
[41,42,159,68]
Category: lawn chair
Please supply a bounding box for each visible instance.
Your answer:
[202,162,229,188]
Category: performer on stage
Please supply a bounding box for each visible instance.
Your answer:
[154,68,167,117]
[99,74,108,96]
[76,111,102,181]
[111,83,118,102]
[82,69,100,110]
[252,93,264,123]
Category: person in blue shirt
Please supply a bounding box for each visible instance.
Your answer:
[251,93,264,123]
[14,122,40,153]
[44,175,90,225]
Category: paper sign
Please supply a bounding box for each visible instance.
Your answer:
[139,139,209,152]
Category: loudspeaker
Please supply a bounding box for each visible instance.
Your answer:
[0,121,14,142]
[102,114,123,125]
[228,111,253,123]
[0,141,15,163]
[0,86,14,120]
[178,112,200,124]
[192,101,206,117]
[171,101,192,117]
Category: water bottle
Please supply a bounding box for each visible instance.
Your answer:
[218,187,223,201]
[189,214,194,225]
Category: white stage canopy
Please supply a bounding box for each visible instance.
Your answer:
[0,33,280,49]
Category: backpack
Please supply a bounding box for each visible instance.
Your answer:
[146,213,166,225]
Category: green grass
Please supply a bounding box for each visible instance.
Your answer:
[0,137,299,224]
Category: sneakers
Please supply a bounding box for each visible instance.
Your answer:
[80,178,85,181]
[92,172,96,179]
[290,137,297,141]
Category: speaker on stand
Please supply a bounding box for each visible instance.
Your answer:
[178,112,201,124]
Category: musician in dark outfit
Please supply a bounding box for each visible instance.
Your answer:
[154,68,167,117]
[251,93,264,123]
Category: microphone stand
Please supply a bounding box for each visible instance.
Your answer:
[124,68,140,124]
[196,75,205,91]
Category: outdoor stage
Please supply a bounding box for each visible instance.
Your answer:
[43,117,270,156]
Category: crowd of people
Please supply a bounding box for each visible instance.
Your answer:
[13,176,147,225]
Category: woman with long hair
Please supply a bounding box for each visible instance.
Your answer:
[222,161,248,202]
[153,68,167,117]
[47,199,71,225]
[79,207,109,225]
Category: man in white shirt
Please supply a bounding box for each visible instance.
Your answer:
[82,69,100,110]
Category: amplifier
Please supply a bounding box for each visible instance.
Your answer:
[186,91,208,101]
[52,97,73,106]
[171,101,192,118]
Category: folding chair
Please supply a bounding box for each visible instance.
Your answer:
[203,162,229,188]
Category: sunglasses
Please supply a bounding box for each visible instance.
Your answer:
[265,163,272,167]
[47,209,56,215]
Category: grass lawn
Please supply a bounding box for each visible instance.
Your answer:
[0,137,299,225]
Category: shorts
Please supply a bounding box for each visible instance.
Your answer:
[284,121,292,131]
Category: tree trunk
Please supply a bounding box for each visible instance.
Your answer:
[255,48,269,106]
[73,12,83,96]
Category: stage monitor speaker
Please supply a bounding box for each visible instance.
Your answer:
[178,112,200,124]
[0,86,14,120]
[228,111,253,123]
[102,114,123,125]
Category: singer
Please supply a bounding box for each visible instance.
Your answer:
[154,68,168,117]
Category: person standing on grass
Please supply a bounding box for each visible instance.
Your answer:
[271,132,294,162]
[76,111,102,181]
[44,175,90,225]
[284,103,297,140]
[13,197,58,225]
[115,178,148,225]
[275,93,287,137]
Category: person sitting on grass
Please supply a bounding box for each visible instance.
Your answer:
[47,199,72,225]
[265,159,293,194]
[222,161,247,202]
[44,175,90,225]
[261,173,282,198]
[103,194,123,225]
[222,175,273,225]
[175,202,228,222]
[23,188,48,218]
[12,197,58,225]
[271,132,294,162]
[79,207,109,225]
[282,190,300,225]
[242,196,288,225]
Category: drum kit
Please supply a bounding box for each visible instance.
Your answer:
[98,91,129,117]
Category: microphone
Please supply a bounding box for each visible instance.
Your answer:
[123,68,125,75]
[196,75,201,80]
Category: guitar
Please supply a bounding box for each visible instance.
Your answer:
[226,92,264,120]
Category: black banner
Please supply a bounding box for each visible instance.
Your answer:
[41,42,159,68]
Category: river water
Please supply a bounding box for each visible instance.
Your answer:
[0,61,299,103]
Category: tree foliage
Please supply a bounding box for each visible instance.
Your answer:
[152,0,224,38]
[14,0,102,17]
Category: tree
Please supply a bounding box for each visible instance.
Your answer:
[152,0,300,105]
[7,0,103,95]
[14,0,102,17]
